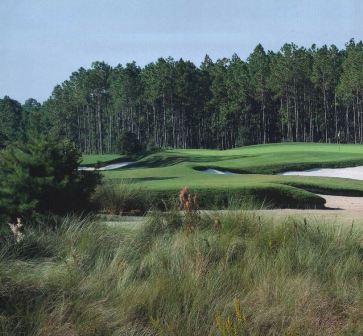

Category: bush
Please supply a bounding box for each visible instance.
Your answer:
[146,138,160,152]
[0,132,8,149]
[118,131,142,155]
[0,137,101,224]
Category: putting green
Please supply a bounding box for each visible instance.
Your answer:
[83,143,363,208]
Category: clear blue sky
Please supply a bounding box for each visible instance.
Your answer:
[0,0,362,103]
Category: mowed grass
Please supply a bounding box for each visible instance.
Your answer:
[83,143,363,208]
[81,154,123,165]
[1,212,362,335]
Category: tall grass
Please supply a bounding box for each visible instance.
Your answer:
[0,210,362,335]
[92,180,152,215]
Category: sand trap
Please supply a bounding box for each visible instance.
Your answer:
[78,166,96,171]
[98,162,134,170]
[280,166,363,180]
[78,162,134,171]
[202,168,237,175]
[319,194,363,211]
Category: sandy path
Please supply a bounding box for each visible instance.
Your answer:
[241,195,363,226]
[246,195,363,226]
[197,195,363,226]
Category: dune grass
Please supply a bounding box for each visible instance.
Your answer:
[1,210,362,335]
[83,143,363,208]
[92,180,153,215]
[92,179,326,213]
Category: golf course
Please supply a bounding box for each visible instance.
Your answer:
[83,143,363,209]
[2,3,363,333]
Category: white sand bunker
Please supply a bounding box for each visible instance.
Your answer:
[78,162,134,171]
[202,168,237,175]
[98,162,134,170]
[280,166,363,180]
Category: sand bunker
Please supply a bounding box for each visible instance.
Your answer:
[280,166,363,180]
[78,162,134,171]
[203,165,363,180]
[78,167,96,171]
[202,168,237,175]
[98,162,134,170]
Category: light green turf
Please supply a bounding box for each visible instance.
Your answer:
[81,154,123,165]
[84,143,363,206]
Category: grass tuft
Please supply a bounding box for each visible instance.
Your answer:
[92,180,152,215]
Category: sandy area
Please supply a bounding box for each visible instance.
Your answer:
[248,195,363,226]
[195,195,363,227]
[205,165,363,181]
[98,162,134,170]
[203,168,237,175]
[280,166,363,180]
[321,194,363,211]
[78,162,134,171]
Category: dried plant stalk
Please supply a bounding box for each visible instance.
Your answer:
[8,217,24,243]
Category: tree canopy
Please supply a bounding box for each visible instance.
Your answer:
[2,40,363,151]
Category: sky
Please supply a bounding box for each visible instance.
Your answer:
[0,0,362,103]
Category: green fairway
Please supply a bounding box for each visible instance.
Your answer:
[81,154,123,165]
[83,143,363,208]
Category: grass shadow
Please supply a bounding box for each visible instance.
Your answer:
[133,154,256,168]
[109,176,178,183]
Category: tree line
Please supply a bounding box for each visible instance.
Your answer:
[1,39,363,153]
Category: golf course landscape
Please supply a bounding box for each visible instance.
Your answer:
[2,2,363,333]
[2,140,363,335]
[83,143,363,209]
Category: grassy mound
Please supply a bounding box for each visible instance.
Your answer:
[83,143,363,208]
[92,181,326,214]
[150,184,326,209]
[1,213,362,335]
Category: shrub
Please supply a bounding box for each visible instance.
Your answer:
[146,138,160,152]
[118,131,142,155]
[0,132,8,149]
[0,137,101,224]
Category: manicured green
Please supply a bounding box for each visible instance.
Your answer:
[85,143,363,208]
[1,213,362,335]
[81,154,123,165]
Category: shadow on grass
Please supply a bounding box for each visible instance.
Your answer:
[109,176,178,183]
[132,154,256,168]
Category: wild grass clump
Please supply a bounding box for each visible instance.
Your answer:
[0,204,362,335]
[93,180,152,215]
